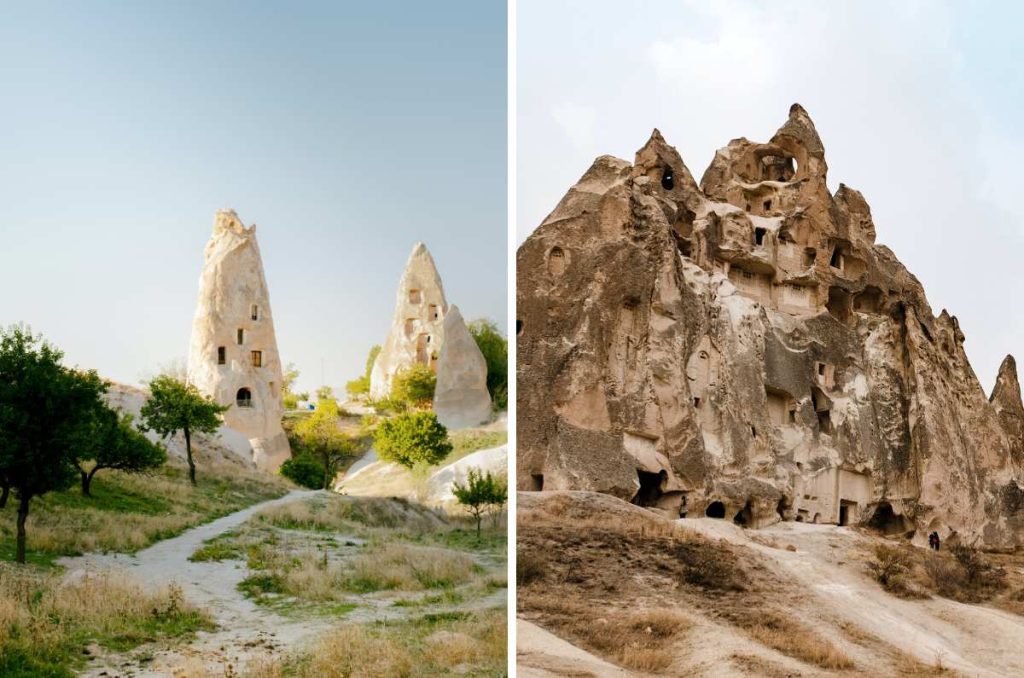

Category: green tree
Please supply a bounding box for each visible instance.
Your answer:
[316,385,335,402]
[468,318,508,410]
[375,411,452,468]
[390,364,437,407]
[75,410,167,496]
[346,345,382,397]
[280,454,326,489]
[0,326,108,563]
[293,398,366,489]
[452,468,508,537]
[281,363,309,410]
[140,375,228,486]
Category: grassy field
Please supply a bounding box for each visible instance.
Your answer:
[247,607,507,678]
[0,459,292,676]
[0,461,292,566]
[187,493,506,618]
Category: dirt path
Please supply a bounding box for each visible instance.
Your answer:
[60,490,333,676]
[686,518,1024,677]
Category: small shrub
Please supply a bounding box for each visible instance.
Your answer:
[280,454,326,490]
[951,544,1006,589]
[390,364,436,407]
[517,551,546,585]
[867,544,924,598]
[675,541,745,591]
[375,412,452,468]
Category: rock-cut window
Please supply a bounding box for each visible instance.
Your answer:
[237,329,244,345]
[251,304,259,321]
[236,387,253,408]
[661,167,674,190]
[251,350,262,367]
[217,346,226,365]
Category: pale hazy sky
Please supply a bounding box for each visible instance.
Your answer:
[518,0,1024,393]
[0,1,506,396]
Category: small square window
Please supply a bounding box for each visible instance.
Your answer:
[251,350,262,367]
[217,347,226,365]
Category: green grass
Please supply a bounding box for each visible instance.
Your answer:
[392,590,465,608]
[444,430,508,466]
[0,463,291,564]
[189,533,244,562]
[418,527,507,554]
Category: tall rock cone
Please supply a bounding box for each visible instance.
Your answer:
[369,243,449,399]
[433,306,491,428]
[517,104,1024,548]
[992,355,1024,469]
[187,210,290,471]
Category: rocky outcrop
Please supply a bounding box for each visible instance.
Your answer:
[187,210,290,471]
[517,104,1024,548]
[433,305,491,428]
[370,243,449,399]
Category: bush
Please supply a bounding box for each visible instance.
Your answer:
[375,412,452,468]
[866,544,924,598]
[280,454,326,489]
[951,544,1006,590]
[390,364,436,407]
[467,319,508,411]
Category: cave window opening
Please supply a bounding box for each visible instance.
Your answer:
[818,363,826,377]
[409,289,422,304]
[661,167,674,190]
[217,346,226,365]
[530,474,543,491]
[804,248,817,267]
[734,501,753,527]
[839,500,858,526]
[693,396,701,408]
[777,497,790,521]
[830,247,845,271]
[251,350,262,368]
[788,408,797,423]
[236,387,253,408]
[548,247,567,276]
[237,328,244,345]
[251,304,259,321]
[763,200,772,212]
[745,203,752,212]
[632,470,666,507]
[817,410,832,434]
[751,425,757,438]
[516,320,523,336]
[754,227,767,247]
[705,501,726,519]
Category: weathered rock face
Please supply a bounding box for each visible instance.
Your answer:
[370,243,449,399]
[433,305,491,428]
[187,210,290,471]
[517,104,1024,548]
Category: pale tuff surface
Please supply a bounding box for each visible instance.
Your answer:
[517,104,1024,548]
[188,209,290,470]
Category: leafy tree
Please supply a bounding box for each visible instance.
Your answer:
[452,468,508,537]
[140,375,228,486]
[316,385,335,403]
[280,453,326,489]
[468,319,508,410]
[346,345,381,397]
[375,411,451,468]
[0,326,107,563]
[281,363,309,410]
[390,364,436,407]
[292,398,366,489]
[75,410,167,496]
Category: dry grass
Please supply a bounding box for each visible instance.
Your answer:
[736,613,853,670]
[0,563,212,676]
[868,543,929,599]
[254,494,446,537]
[244,607,506,677]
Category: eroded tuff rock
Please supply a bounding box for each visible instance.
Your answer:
[433,305,491,428]
[517,104,1024,548]
[370,243,449,399]
[187,210,290,471]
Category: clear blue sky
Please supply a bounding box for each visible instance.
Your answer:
[0,1,506,395]
[518,0,1024,394]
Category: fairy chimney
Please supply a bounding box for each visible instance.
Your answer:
[187,209,290,471]
[433,305,491,428]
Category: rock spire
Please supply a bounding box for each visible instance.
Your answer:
[433,305,492,428]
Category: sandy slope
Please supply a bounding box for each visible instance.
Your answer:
[518,492,1024,677]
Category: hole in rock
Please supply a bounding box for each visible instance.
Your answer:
[236,387,253,408]
[661,167,674,190]
[867,502,912,535]
[734,501,753,527]
[632,470,666,507]
[548,247,566,276]
[530,474,543,491]
[217,346,226,365]
[754,227,767,246]
[705,501,726,519]
[516,320,523,335]
[763,200,772,212]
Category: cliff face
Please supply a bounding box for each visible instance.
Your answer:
[517,105,1024,548]
[187,210,289,471]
